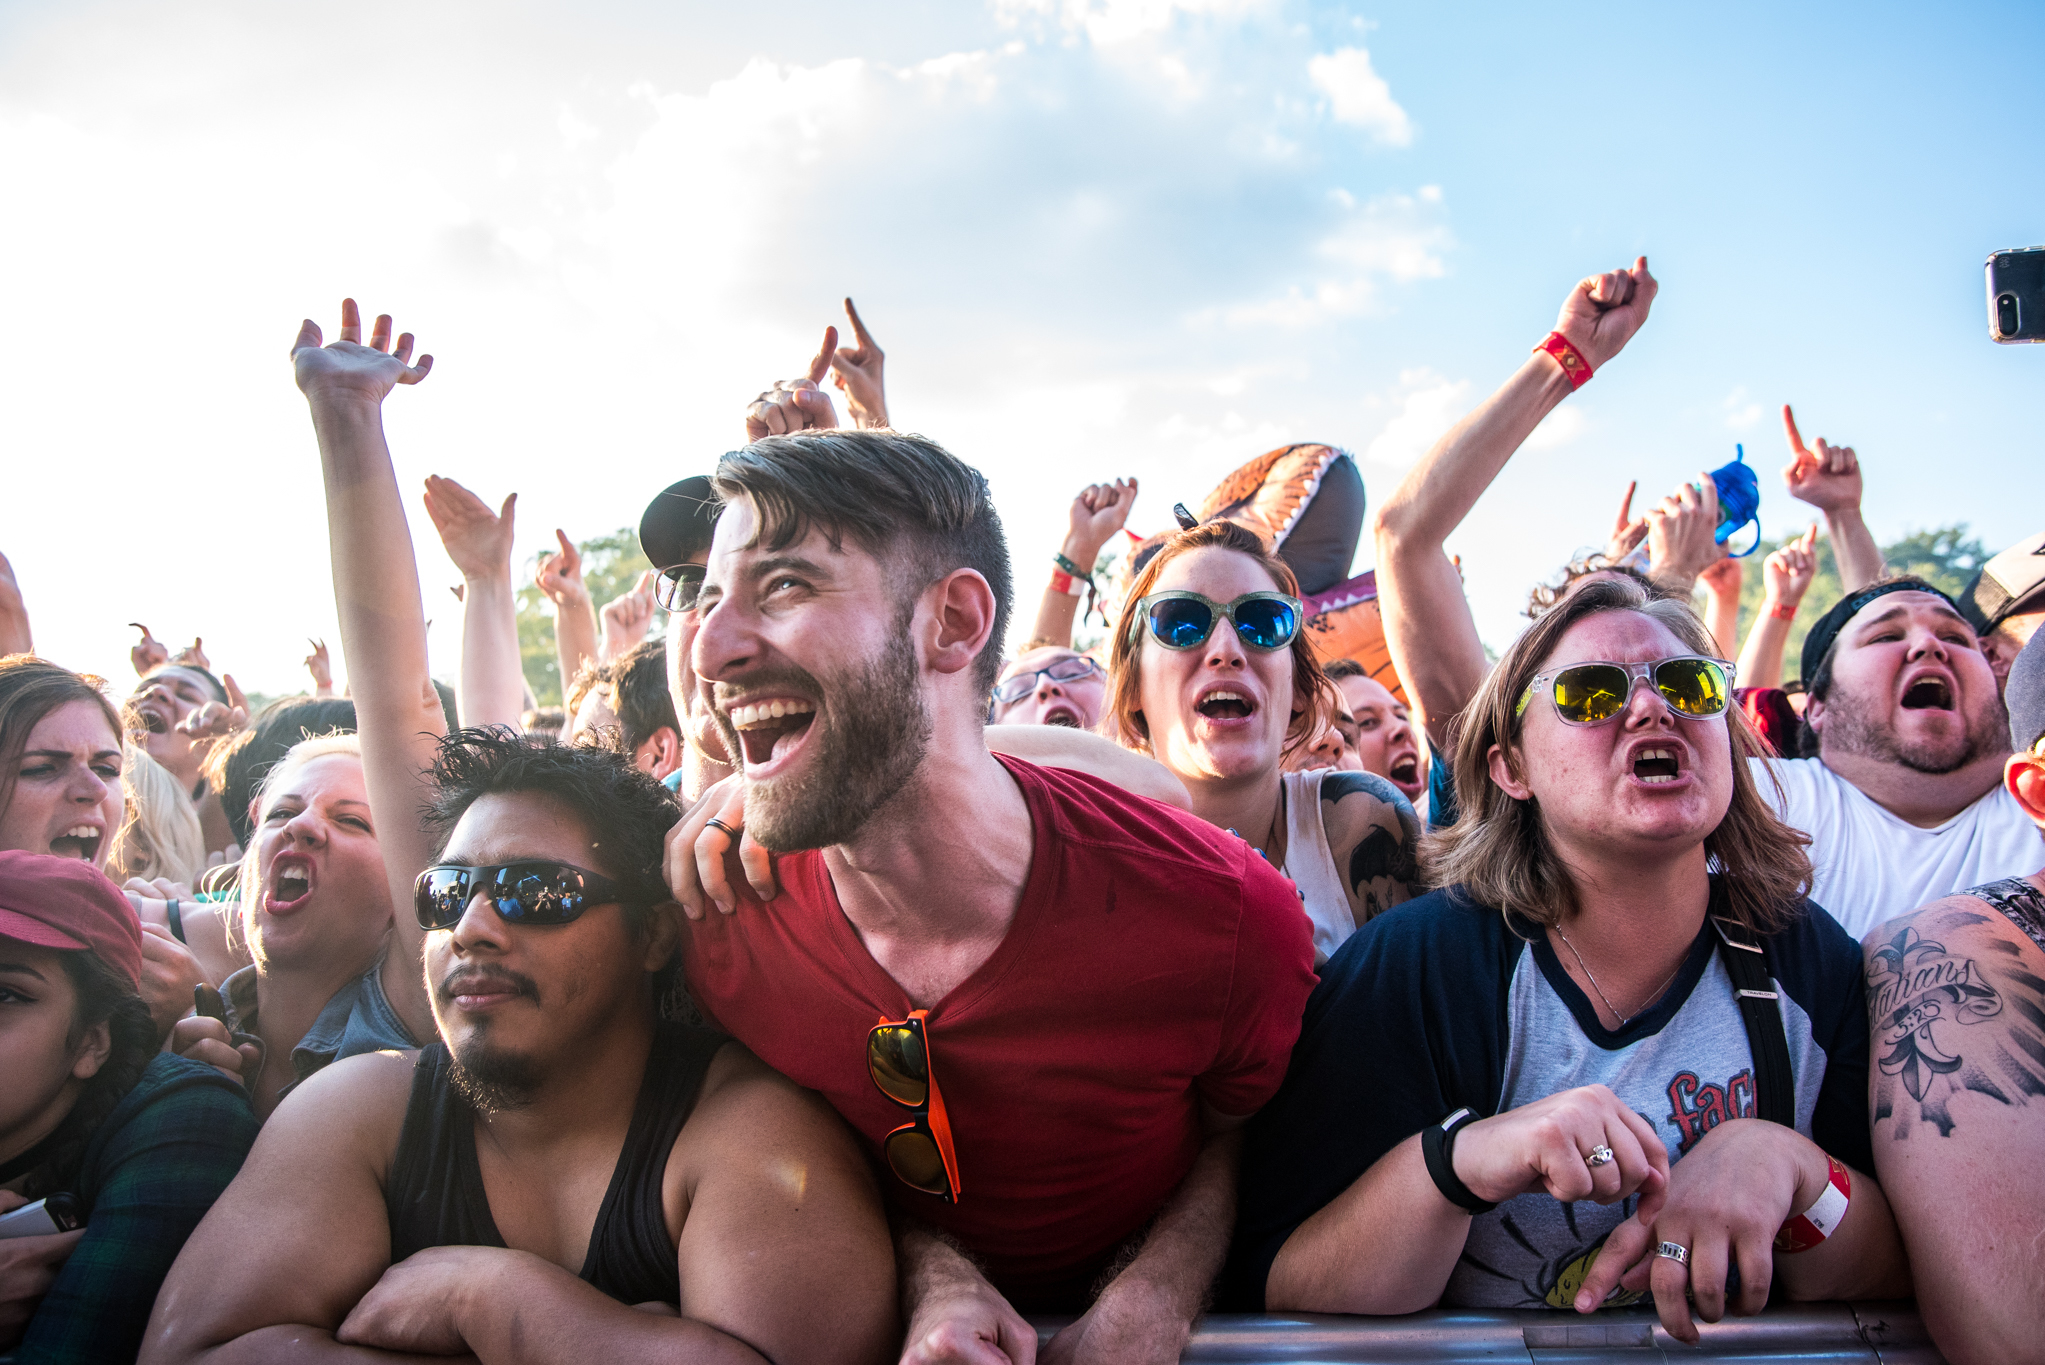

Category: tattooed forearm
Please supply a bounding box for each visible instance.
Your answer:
[1867,908,2045,1138]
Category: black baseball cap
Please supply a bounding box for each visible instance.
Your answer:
[638,476,720,572]
[2008,628,2045,754]
[1958,531,2045,637]
[1799,576,1958,687]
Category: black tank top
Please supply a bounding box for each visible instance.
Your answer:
[385,1023,728,1306]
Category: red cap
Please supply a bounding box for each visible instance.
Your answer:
[0,851,144,992]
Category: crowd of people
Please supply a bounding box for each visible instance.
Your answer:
[0,263,2040,1365]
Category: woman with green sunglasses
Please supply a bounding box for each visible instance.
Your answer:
[1105,521,1422,962]
[1234,576,1907,1342]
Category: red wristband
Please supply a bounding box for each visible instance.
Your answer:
[1770,602,1798,622]
[1534,332,1593,389]
[1774,1155,1851,1254]
[1048,570,1085,598]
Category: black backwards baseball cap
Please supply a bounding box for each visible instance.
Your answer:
[1799,576,1960,688]
[1958,531,2045,637]
[638,475,721,572]
[2008,628,2045,754]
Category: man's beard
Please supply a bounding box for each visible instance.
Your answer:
[448,1040,544,1115]
[721,629,933,852]
[1820,673,2009,775]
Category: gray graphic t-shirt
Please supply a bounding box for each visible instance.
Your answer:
[1229,883,1872,1312]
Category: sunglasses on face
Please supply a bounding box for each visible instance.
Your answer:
[653,563,707,612]
[1124,590,1303,654]
[867,1009,962,1202]
[414,861,633,931]
[991,654,1104,706]
[1515,656,1736,727]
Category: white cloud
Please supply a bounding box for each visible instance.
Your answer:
[1363,369,1474,469]
[1721,385,1763,429]
[1218,186,1450,325]
[1308,46,1413,146]
[995,0,1269,45]
[1524,404,1589,451]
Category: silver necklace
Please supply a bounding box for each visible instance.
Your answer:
[1552,926,1683,1027]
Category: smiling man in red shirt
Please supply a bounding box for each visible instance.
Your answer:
[671,430,1315,1364]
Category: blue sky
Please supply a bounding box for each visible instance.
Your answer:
[1,0,2039,695]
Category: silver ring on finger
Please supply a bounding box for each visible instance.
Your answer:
[705,817,740,839]
[1654,1241,1689,1267]
[1584,1144,1615,1168]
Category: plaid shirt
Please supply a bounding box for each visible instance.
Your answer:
[15,1054,256,1364]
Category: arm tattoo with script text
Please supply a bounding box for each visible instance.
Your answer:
[1866,890,2045,1139]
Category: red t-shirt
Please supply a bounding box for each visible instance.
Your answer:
[681,755,1317,1306]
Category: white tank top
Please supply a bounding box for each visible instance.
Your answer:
[1279,769,1356,964]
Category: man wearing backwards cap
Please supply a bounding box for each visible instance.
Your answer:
[642,474,739,804]
[1756,576,2041,938]
[1855,627,2045,1365]
[1956,529,2045,686]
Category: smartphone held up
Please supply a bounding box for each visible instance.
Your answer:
[1987,246,2045,343]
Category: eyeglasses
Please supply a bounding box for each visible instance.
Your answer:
[653,563,707,612]
[1515,656,1736,727]
[414,861,634,931]
[990,654,1103,706]
[867,1009,961,1202]
[1124,590,1303,653]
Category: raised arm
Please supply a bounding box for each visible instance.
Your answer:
[1373,259,1658,750]
[422,475,526,733]
[1736,526,1819,689]
[535,530,600,693]
[1782,405,1883,592]
[1024,479,1138,651]
[0,551,30,656]
[289,299,441,1041]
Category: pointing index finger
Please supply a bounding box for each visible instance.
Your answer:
[807,326,839,385]
[843,297,877,349]
[1781,404,1806,456]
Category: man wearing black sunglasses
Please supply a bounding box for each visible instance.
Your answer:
[671,429,1317,1362]
[148,305,897,1365]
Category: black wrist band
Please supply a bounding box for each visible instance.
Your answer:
[1052,552,1090,579]
[1422,1108,1496,1214]
[166,898,186,944]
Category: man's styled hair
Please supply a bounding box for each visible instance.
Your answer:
[1105,519,1330,761]
[1424,576,1812,935]
[603,640,679,756]
[1323,658,1367,682]
[712,431,1014,695]
[421,728,680,935]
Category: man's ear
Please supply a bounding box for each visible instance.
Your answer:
[925,569,998,678]
[641,901,682,972]
[1487,742,1532,802]
[2006,752,2045,825]
[643,727,684,782]
[1803,692,1826,738]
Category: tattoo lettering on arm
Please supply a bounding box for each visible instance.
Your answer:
[1866,905,2045,1139]
[1319,770,1423,925]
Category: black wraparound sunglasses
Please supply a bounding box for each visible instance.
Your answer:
[414,861,635,931]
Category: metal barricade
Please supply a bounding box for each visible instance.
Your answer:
[1028,1302,1945,1363]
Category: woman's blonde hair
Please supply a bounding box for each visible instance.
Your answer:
[225,731,365,960]
[1423,576,1810,935]
[1104,520,1328,761]
[109,746,205,885]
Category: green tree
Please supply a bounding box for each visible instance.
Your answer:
[1726,523,1988,682]
[515,527,661,706]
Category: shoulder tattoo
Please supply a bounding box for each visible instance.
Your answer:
[1319,770,1422,921]
[1867,906,2045,1139]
